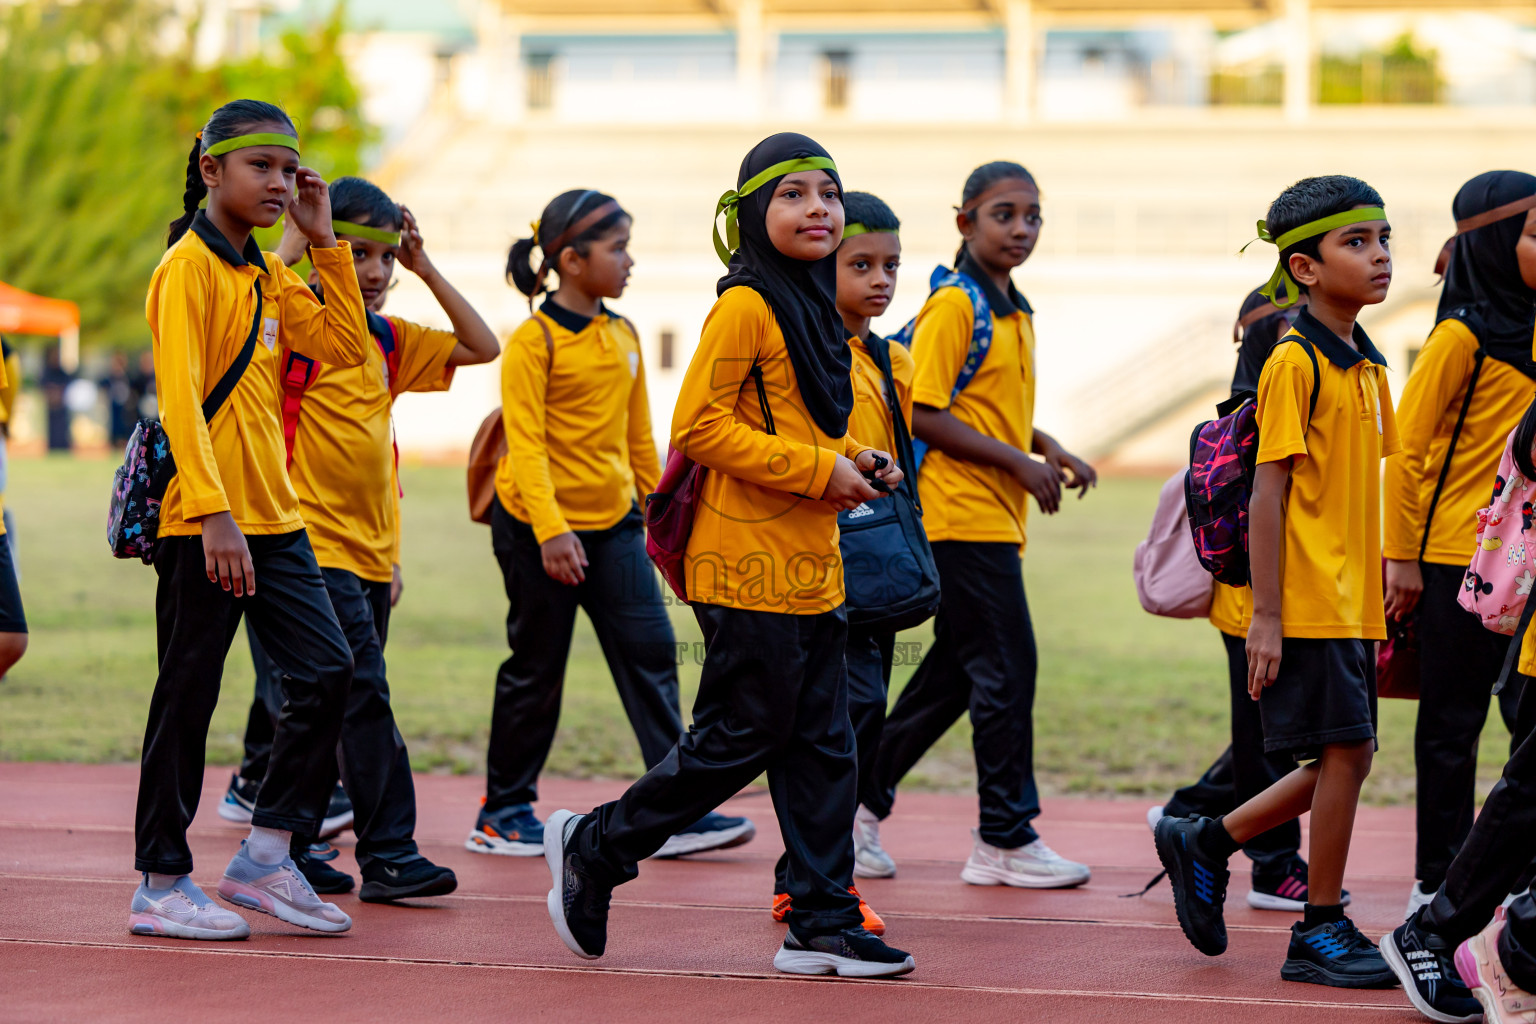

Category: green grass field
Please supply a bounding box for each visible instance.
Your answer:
[0,456,1512,804]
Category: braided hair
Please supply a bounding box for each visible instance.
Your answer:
[166,100,297,247]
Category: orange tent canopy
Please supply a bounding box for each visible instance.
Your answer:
[0,281,79,336]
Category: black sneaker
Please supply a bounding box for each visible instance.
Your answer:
[291,844,354,895]
[1249,855,1352,912]
[1281,916,1398,988]
[216,773,260,824]
[318,784,354,840]
[543,809,612,960]
[359,856,458,903]
[1154,815,1230,956]
[773,926,915,978]
[306,841,340,862]
[1380,909,1482,1021]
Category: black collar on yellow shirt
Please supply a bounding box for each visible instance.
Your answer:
[957,252,1032,317]
[190,211,266,273]
[539,296,615,335]
[1288,307,1387,370]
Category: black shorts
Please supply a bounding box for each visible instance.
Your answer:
[1259,637,1375,761]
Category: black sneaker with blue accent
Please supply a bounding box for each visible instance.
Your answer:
[651,812,757,858]
[1281,916,1398,988]
[1154,815,1230,956]
[1380,908,1481,1021]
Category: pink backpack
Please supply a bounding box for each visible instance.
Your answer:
[1135,471,1214,618]
[1459,428,1535,635]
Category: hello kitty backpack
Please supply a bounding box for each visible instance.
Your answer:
[1460,427,1536,635]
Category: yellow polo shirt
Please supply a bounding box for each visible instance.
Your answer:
[847,334,915,456]
[285,315,457,582]
[497,301,661,544]
[147,212,368,537]
[1384,318,1534,565]
[910,286,1037,549]
[1209,584,1250,638]
[1243,311,1401,640]
[673,286,873,614]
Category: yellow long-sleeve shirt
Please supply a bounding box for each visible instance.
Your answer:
[147,212,369,536]
[286,315,457,582]
[674,286,873,614]
[1384,318,1535,565]
[496,301,661,544]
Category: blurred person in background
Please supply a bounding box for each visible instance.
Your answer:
[101,350,135,446]
[40,344,72,452]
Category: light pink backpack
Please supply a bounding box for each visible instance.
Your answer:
[1459,428,1535,635]
[1135,471,1214,618]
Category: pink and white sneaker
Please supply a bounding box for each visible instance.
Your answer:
[217,843,351,933]
[129,876,250,940]
[1455,916,1536,1023]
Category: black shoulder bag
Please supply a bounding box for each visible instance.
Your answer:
[837,337,942,632]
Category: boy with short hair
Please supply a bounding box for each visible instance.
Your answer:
[1156,175,1400,987]
[254,177,500,900]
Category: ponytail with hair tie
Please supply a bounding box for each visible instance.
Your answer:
[506,190,627,308]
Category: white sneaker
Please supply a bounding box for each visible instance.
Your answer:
[852,805,896,879]
[1405,881,1436,921]
[1145,805,1163,834]
[958,829,1091,889]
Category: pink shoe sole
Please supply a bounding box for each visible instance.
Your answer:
[1454,941,1483,992]
[217,878,350,933]
[128,911,249,941]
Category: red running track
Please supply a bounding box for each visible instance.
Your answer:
[0,764,1423,1023]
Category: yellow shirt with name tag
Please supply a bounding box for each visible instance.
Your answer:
[285,316,457,582]
[497,305,661,544]
[909,286,1036,550]
[147,213,369,537]
[1244,314,1401,640]
[672,286,874,614]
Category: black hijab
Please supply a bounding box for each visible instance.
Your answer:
[717,132,853,438]
[1438,170,1536,375]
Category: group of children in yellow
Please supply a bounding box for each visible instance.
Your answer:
[90,95,1536,1014]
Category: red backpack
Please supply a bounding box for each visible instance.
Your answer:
[281,310,401,482]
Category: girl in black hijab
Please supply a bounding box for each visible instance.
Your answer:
[538,134,913,980]
[716,131,855,437]
[1385,169,1536,917]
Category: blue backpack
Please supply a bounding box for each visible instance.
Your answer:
[889,266,994,475]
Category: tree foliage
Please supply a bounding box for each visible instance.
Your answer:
[0,0,373,350]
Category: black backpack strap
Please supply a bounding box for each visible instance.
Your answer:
[748,363,775,435]
[864,335,920,508]
[1297,337,1322,427]
[201,281,262,422]
[1419,344,1486,560]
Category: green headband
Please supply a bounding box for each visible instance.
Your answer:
[1245,206,1388,308]
[204,132,300,157]
[332,220,401,246]
[713,156,838,265]
[842,223,897,239]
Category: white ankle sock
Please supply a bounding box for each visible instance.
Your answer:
[145,872,181,891]
[245,826,292,865]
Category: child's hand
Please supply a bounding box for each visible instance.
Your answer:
[288,167,337,248]
[541,532,588,586]
[855,449,903,491]
[1246,611,1283,699]
[200,511,255,597]
[824,455,882,511]
[1383,558,1423,622]
[390,563,404,607]
[1013,454,1062,514]
[1051,447,1098,499]
[396,206,435,279]
[274,214,308,268]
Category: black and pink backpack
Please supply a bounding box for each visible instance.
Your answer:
[1183,338,1319,587]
